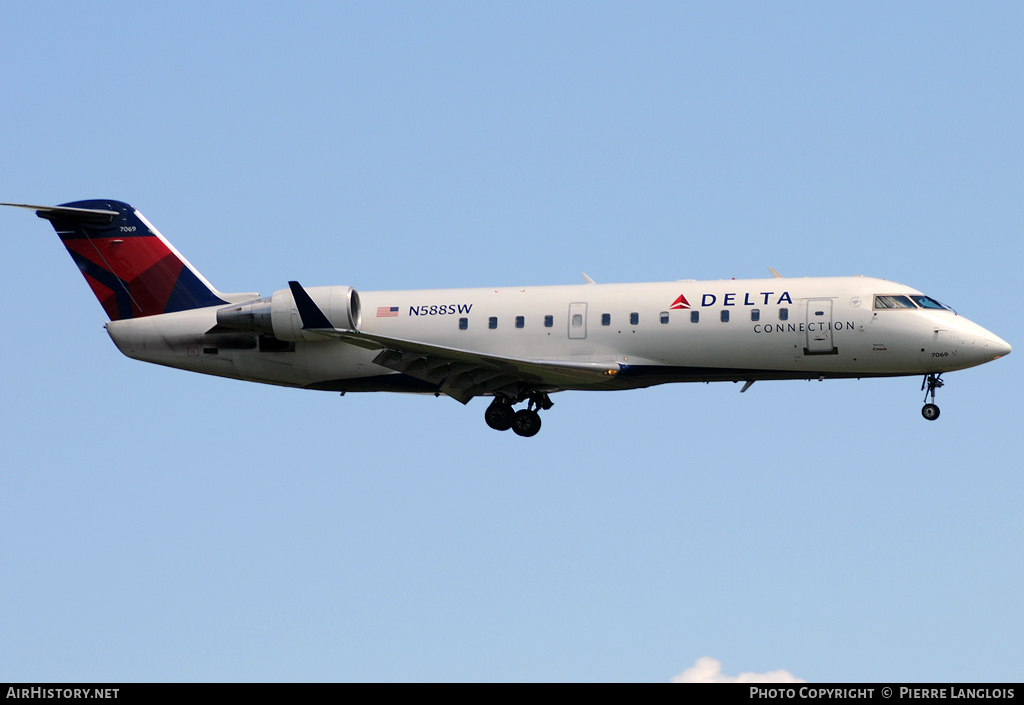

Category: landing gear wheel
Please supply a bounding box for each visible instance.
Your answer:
[484,401,515,431]
[512,409,542,437]
[921,374,945,422]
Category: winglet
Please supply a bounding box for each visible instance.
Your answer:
[288,281,335,330]
[768,267,783,278]
[581,272,596,284]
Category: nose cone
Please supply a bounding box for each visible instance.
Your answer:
[960,323,1011,367]
[986,333,1012,359]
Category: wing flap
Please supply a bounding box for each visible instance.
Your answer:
[350,326,620,401]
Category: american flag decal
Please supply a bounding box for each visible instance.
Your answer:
[377,306,400,318]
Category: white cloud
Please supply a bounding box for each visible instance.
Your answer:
[672,657,805,683]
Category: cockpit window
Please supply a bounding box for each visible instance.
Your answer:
[874,295,917,309]
[910,295,951,311]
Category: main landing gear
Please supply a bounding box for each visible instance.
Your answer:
[921,373,944,421]
[484,393,553,437]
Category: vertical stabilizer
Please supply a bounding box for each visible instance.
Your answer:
[9,199,227,320]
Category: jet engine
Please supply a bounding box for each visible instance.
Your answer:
[214,285,361,341]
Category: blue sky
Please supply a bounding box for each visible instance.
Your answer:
[1,2,1021,682]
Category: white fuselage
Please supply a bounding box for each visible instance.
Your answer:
[105,275,1010,396]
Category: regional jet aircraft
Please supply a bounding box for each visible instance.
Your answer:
[4,200,1012,436]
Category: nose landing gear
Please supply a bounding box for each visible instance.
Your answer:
[484,393,553,437]
[921,373,944,421]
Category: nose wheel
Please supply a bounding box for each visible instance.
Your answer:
[921,374,944,421]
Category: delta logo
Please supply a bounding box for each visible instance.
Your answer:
[669,294,691,310]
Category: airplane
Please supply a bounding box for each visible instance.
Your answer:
[3,199,1012,437]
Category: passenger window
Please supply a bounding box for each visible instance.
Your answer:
[779,308,789,321]
[489,317,498,329]
[721,310,729,323]
[515,316,524,329]
[691,311,700,323]
[630,312,639,326]
[751,309,760,322]
[544,315,554,328]
[660,311,669,324]
[459,317,468,330]
[601,313,611,326]
[572,313,583,328]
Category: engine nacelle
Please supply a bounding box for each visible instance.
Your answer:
[215,285,361,342]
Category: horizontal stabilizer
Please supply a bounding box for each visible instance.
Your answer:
[2,202,120,223]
